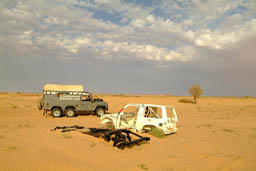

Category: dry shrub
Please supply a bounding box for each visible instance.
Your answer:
[178,98,194,104]
[189,85,203,104]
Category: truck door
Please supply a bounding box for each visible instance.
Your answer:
[79,95,93,111]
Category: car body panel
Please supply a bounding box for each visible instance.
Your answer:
[101,104,178,135]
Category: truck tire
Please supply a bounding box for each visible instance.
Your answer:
[65,108,76,117]
[52,108,62,117]
[95,107,105,117]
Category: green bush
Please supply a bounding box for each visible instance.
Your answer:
[222,129,234,133]
[148,127,165,138]
[62,133,72,139]
[137,163,148,170]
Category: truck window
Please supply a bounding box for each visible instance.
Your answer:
[81,95,90,101]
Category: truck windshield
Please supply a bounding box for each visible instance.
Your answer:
[81,95,90,101]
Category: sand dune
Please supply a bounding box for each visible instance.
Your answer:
[0,92,256,170]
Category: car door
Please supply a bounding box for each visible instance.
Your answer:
[118,105,139,129]
[136,106,163,130]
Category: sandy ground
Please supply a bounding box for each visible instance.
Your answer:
[0,92,256,171]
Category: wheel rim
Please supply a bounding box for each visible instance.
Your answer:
[53,110,61,117]
[98,110,104,115]
[67,110,74,116]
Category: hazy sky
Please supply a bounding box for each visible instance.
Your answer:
[1,0,256,96]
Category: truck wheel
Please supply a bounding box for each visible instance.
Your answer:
[65,108,76,117]
[52,108,62,117]
[95,107,105,117]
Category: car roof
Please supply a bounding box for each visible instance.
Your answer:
[125,104,173,108]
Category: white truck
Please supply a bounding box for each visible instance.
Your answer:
[101,104,178,135]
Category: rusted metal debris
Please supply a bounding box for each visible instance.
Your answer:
[51,126,150,149]
[51,125,85,132]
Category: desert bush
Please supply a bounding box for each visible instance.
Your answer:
[240,96,254,98]
[137,163,148,170]
[222,129,234,133]
[62,133,72,139]
[178,98,194,104]
[4,146,17,151]
[89,141,96,148]
[204,124,212,128]
[148,127,165,138]
[189,85,203,104]
[12,105,18,109]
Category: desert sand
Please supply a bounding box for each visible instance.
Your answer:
[0,92,256,171]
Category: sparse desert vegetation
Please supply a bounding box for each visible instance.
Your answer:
[61,133,72,139]
[0,92,256,170]
[3,146,17,152]
[189,85,203,104]
[178,98,194,104]
[148,127,166,138]
[137,163,148,170]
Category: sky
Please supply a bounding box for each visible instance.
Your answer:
[0,0,256,96]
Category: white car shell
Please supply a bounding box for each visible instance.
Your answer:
[101,104,178,135]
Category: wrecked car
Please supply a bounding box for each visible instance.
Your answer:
[101,104,178,135]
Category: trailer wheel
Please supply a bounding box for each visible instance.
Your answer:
[95,107,105,117]
[52,108,62,117]
[65,108,76,117]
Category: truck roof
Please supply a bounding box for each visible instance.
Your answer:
[43,91,91,96]
[43,84,83,91]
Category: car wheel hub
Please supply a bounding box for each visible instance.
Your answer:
[67,111,74,116]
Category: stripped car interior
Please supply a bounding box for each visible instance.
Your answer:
[101,104,178,135]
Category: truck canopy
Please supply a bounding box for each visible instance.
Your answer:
[43,84,84,92]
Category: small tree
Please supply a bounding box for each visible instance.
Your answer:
[189,85,203,104]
